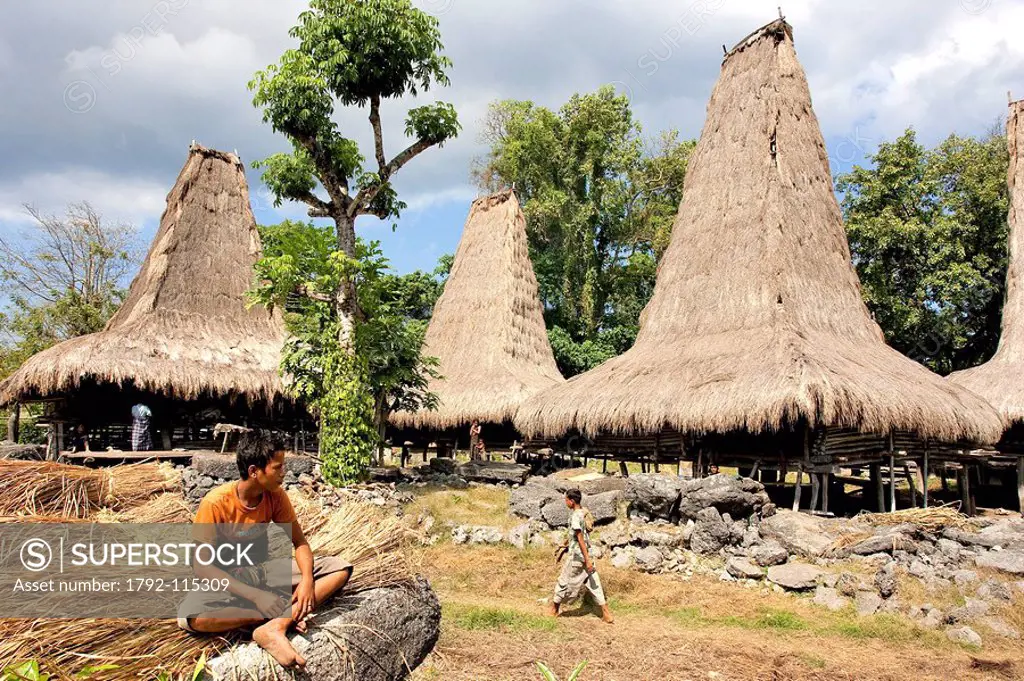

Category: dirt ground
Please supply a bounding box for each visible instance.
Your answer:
[406,489,1024,681]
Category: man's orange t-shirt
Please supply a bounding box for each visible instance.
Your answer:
[193,482,298,564]
[194,481,298,526]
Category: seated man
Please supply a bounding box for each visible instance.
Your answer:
[178,430,352,669]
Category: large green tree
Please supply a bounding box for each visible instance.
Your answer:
[249,0,459,479]
[474,86,695,375]
[0,202,138,442]
[838,128,1009,374]
[252,220,449,479]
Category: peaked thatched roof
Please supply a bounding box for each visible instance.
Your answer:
[515,19,1002,445]
[0,144,286,405]
[391,190,564,430]
[948,99,1024,427]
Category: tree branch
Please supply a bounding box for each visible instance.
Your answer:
[297,283,333,303]
[369,94,386,171]
[351,138,434,218]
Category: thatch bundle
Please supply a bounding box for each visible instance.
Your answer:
[390,190,564,431]
[0,460,177,518]
[515,19,1002,446]
[0,144,286,406]
[0,493,414,680]
[949,100,1024,429]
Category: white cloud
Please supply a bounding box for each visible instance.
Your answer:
[0,168,166,226]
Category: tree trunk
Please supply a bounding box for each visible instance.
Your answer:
[6,404,19,443]
[334,213,360,354]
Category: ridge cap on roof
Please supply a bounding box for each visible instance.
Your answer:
[724,18,792,62]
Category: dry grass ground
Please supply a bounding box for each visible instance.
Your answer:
[406,487,1024,681]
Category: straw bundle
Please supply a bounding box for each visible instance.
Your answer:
[856,504,974,534]
[0,144,286,407]
[515,19,1002,446]
[390,190,564,431]
[0,493,414,680]
[0,460,177,518]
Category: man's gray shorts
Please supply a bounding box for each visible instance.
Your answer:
[177,555,352,632]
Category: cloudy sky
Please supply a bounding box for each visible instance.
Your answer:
[0,0,1021,276]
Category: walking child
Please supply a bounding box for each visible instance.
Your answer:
[547,489,614,623]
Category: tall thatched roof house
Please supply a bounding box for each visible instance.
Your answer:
[0,144,290,450]
[950,99,1024,451]
[391,190,563,449]
[516,20,1001,474]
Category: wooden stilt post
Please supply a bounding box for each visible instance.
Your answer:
[423,443,429,463]
[1017,455,1024,515]
[602,457,608,474]
[750,460,761,479]
[958,465,971,515]
[7,403,19,443]
[923,446,930,509]
[809,471,820,512]
[904,463,917,508]
[887,432,896,513]
[792,465,803,512]
[619,460,629,478]
[822,472,830,514]
[654,435,661,473]
[696,449,705,479]
[870,463,884,512]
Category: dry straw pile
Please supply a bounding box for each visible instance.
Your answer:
[0,489,414,679]
[0,460,177,518]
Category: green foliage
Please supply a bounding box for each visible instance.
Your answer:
[838,128,1009,373]
[252,221,445,483]
[536,661,588,681]
[475,87,694,375]
[249,0,459,222]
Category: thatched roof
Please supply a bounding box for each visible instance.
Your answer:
[390,190,563,430]
[948,99,1024,427]
[0,144,286,405]
[515,19,1002,445]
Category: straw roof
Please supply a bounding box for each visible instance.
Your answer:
[391,190,564,430]
[948,100,1024,427]
[515,19,1002,445]
[0,144,286,405]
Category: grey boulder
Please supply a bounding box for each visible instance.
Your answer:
[677,474,771,522]
[759,511,836,557]
[766,563,824,591]
[624,474,685,521]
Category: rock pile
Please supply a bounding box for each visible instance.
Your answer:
[509,470,625,529]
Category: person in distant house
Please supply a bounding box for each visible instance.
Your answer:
[70,424,90,453]
[130,403,152,451]
[547,489,614,624]
[469,420,482,461]
[178,430,352,670]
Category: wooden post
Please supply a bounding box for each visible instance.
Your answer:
[57,422,65,456]
[602,457,608,474]
[6,403,19,443]
[958,466,971,515]
[46,424,57,461]
[401,443,410,468]
[653,435,661,473]
[422,443,429,463]
[870,463,884,512]
[809,471,820,512]
[696,449,705,479]
[821,473,830,514]
[619,460,629,478]
[1017,456,1024,515]
[889,453,896,513]
[922,447,930,509]
[904,463,917,508]
[792,465,803,512]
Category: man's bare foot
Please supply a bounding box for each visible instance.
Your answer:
[546,602,560,618]
[600,605,614,624]
[253,621,306,668]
